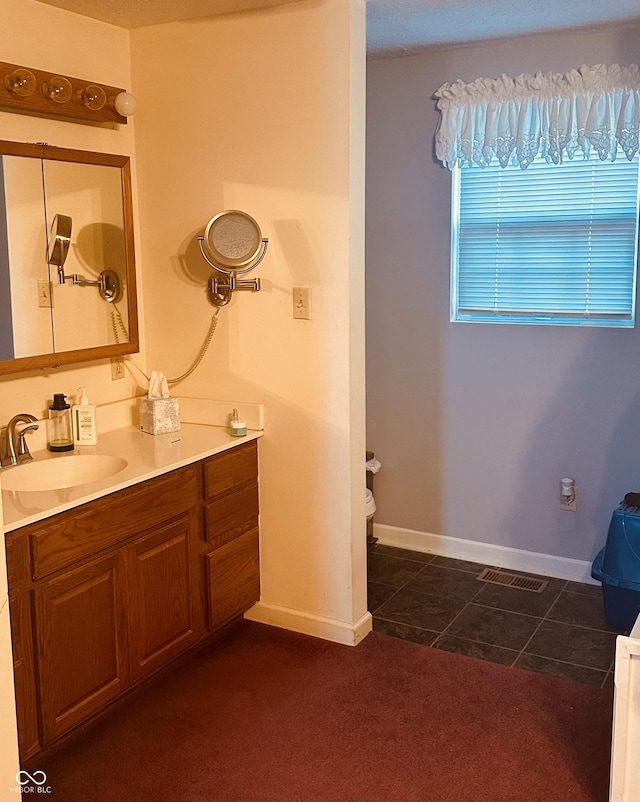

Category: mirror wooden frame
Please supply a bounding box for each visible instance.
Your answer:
[0,140,139,376]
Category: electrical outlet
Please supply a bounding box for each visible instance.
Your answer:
[37,279,52,308]
[560,490,577,512]
[111,357,125,381]
[293,287,311,320]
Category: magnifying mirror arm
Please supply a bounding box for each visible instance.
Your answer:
[56,267,121,302]
[209,275,262,292]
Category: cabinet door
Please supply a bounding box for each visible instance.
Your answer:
[33,552,128,744]
[126,514,204,683]
[9,589,39,760]
[207,527,260,631]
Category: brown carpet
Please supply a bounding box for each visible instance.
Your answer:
[31,621,613,802]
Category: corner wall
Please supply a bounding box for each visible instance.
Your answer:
[366,24,640,567]
[131,0,368,640]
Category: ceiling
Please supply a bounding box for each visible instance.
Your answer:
[367,0,640,56]
[36,0,640,57]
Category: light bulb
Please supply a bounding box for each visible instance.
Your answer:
[114,92,137,117]
[77,84,107,111]
[42,76,73,104]
[4,68,36,97]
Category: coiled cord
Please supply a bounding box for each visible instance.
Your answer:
[166,310,220,386]
[131,309,221,387]
[110,304,129,344]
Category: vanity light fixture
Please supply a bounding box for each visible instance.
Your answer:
[0,60,134,124]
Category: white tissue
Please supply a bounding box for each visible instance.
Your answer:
[366,458,382,474]
[148,370,170,399]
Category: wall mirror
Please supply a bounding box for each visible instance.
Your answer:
[0,140,138,375]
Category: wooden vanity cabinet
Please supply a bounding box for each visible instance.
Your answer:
[33,551,129,744]
[5,439,260,760]
[126,512,203,684]
[207,528,260,631]
[203,441,260,631]
[8,588,39,761]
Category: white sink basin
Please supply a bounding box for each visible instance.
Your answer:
[1,455,128,493]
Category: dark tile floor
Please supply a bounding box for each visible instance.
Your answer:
[368,543,622,687]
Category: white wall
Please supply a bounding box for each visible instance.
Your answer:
[130,0,368,641]
[366,23,640,564]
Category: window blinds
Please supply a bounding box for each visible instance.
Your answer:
[452,153,640,327]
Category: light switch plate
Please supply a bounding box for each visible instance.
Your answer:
[293,287,311,320]
[37,279,52,308]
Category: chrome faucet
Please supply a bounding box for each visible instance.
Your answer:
[1,414,39,467]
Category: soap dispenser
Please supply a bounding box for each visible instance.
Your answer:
[47,394,74,452]
[72,387,98,445]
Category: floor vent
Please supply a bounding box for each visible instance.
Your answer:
[476,568,548,593]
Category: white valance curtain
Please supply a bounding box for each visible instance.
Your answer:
[434,63,640,170]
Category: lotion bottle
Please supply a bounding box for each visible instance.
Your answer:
[48,394,74,452]
[72,387,98,446]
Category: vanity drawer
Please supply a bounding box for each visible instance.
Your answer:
[204,440,257,499]
[28,464,201,579]
[206,527,260,631]
[204,482,258,548]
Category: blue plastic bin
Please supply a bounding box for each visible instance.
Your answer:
[591,504,640,631]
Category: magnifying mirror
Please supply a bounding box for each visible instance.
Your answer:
[48,211,122,301]
[47,214,72,269]
[198,210,268,306]
[203,211,263,273]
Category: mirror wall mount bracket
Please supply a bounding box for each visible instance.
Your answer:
[0,60,134,125]
[58,269,122,303]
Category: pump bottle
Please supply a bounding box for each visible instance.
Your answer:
[72,387,98,445]
[47,394,74,452]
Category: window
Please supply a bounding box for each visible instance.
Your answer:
[451,151,640,327]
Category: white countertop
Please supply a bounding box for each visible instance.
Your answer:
[1,424,262,534]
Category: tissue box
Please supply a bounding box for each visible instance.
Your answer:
[138,397,180,435]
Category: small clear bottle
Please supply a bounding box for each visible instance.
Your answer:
[47,393,74,452]
[229,408,247,437]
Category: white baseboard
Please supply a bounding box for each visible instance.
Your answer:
[373,523,597,585]
[244,602,373,645]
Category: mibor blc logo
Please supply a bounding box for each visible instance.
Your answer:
[13,770,52,794]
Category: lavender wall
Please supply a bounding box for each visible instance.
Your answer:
[366,24,640,562]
